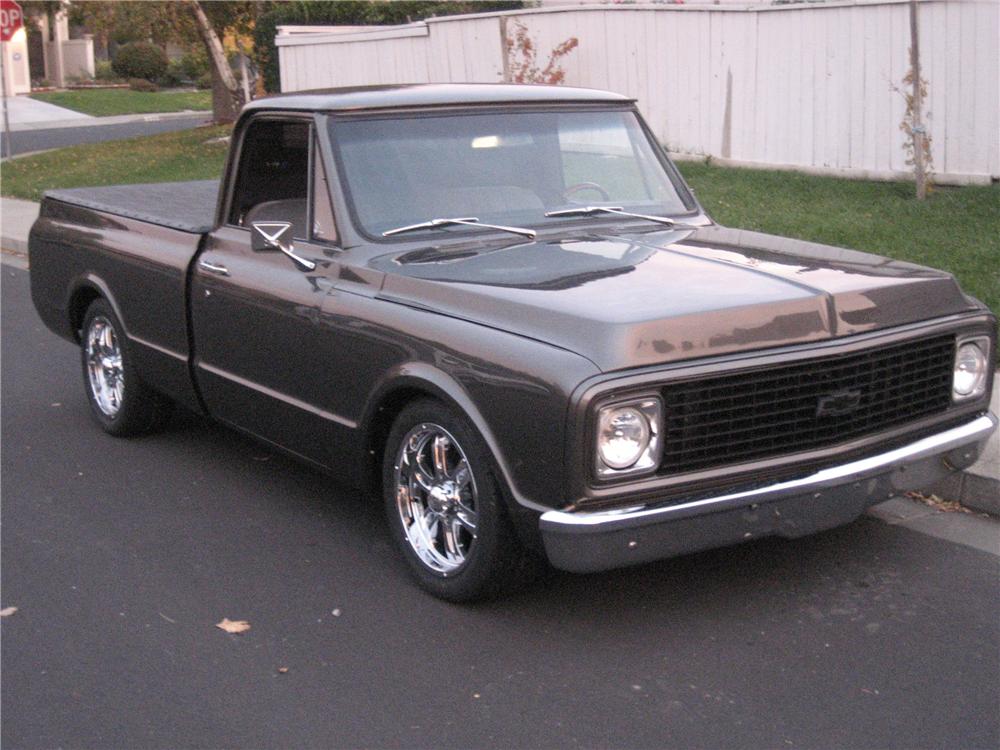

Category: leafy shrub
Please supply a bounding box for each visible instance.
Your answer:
[94,60,118,82]
[158,60,186,88]
[179,48,210,81]
[196,72,213,91]
[112,42,168,82]
[128,78,159,93]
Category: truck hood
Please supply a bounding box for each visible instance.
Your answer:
[372,225,976,372]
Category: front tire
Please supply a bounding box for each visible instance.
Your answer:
[383,399,528,602]
[80,298,172,436]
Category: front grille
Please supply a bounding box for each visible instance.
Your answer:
[658,334,956,475]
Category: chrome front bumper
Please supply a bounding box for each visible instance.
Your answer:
[540,414,997,573]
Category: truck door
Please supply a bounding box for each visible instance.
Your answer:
[191,115,346,466]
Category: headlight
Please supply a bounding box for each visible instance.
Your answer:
[595,398,663,478]
[953,338,989,400]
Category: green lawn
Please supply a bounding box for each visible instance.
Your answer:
[2,128,996,317]
[676,162,1000,318]
[30,89,211,117]
[1,125,230,200]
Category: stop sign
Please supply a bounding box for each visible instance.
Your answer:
[0,0,24,43]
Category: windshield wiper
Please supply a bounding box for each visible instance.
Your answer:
[545,206,695,228]
[382,216,536,239]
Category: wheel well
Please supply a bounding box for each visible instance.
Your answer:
[68,286,102,342]
[365,386,440,500]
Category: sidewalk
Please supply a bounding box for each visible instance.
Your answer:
[2,93,209,131]
[8,109,211,133]
[1,196,997,511]
[2,95,92,127]
[0,198,38,255]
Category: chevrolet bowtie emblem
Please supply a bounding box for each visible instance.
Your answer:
[816,388,863,417]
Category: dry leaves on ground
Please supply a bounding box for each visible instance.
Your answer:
[905,491,972,513]
[216,618,251,634]
[0,606,18,617]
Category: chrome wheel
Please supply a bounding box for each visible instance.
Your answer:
[85,315,124,417]
[394,423,479,575]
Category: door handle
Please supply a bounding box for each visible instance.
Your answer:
[198,259,230,276]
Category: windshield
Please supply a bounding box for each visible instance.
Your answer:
[330,109,693,239]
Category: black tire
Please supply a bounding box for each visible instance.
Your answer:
[80,298,172,436]
[382,399,531,602]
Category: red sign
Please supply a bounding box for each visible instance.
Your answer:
[0,0,24,43]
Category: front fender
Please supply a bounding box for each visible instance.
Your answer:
[362,362,553,514]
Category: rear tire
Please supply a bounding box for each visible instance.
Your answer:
[80,298,172,436]
[382,399,530,602]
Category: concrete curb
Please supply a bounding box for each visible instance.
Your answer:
[2,249,29,270]
[931,470,1000,517]
[9,110,212,133]
[1,236,29,254]
[867,498,999,556]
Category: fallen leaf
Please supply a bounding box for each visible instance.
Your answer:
[331,608,341,617]
[0,606,17,617]
[278,667,289,674]
[216,618,250,634]
[905,491,971,513]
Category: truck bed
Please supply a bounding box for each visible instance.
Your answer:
[44,180,219,234]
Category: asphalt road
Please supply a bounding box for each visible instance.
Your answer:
[2,264,998,749]
[1,115,209,157]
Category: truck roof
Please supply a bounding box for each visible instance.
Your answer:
[243,83,633,114]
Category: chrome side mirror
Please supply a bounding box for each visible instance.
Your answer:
[250,221,316,271]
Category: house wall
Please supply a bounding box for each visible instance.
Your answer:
[62,39,95,79]
[276,1,1000,184]
[1,27,32,95]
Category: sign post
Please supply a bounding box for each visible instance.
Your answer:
[0,0,25,158]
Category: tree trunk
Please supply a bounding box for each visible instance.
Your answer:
[188,0,242,124]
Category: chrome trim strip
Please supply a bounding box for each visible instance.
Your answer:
[197,361,358,429]
[129,333,188,363]
[541,414,997,530]
[198,259,230,276]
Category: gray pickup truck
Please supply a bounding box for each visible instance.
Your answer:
[29,84,996,601]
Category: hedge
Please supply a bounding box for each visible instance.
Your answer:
[252,1,523,94]
[112,42,168,83]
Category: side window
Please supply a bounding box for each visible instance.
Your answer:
[229,119,310,240]
[312,141,338,244]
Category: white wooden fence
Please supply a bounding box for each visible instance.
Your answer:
[276,1,1000,185]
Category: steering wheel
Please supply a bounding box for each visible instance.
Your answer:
[563,181,611,202]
